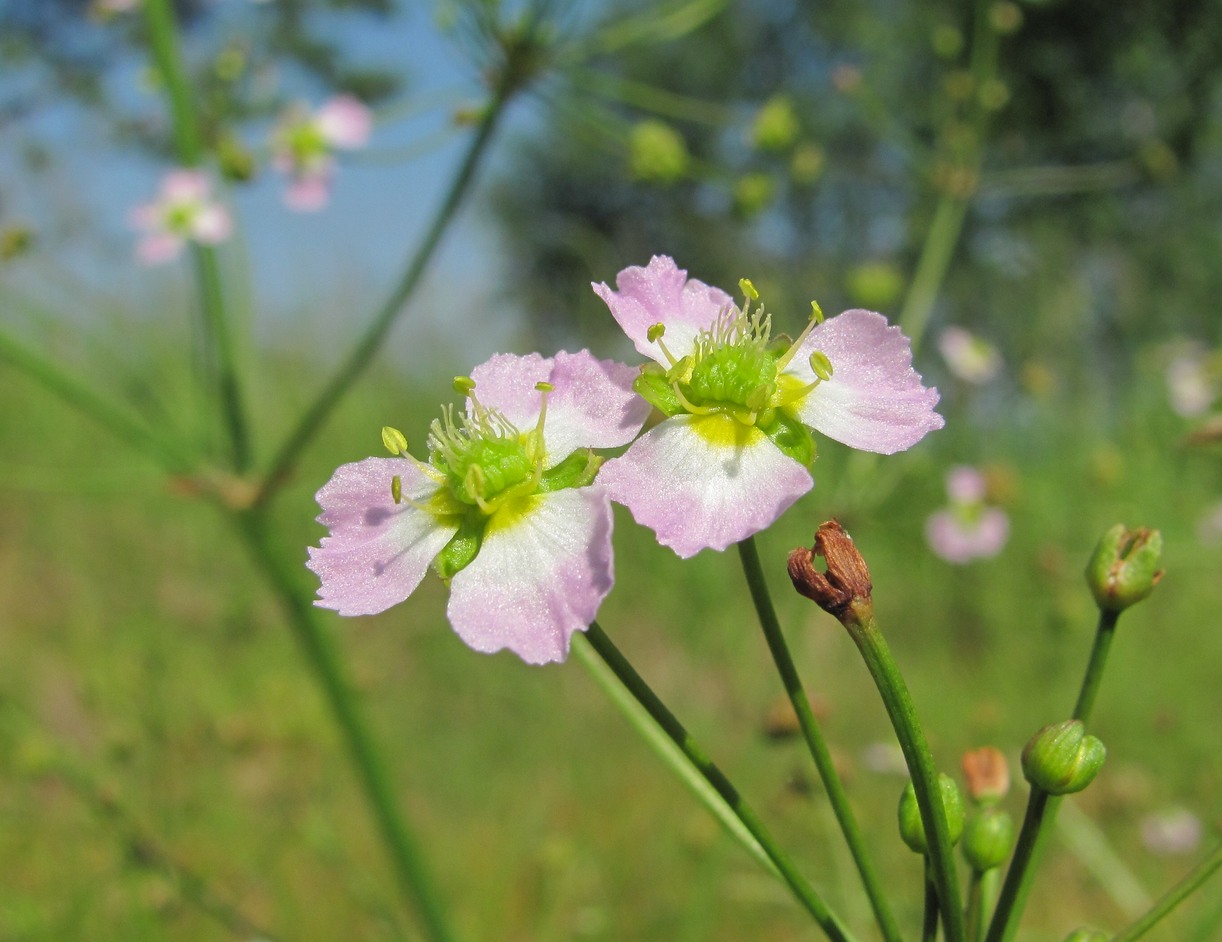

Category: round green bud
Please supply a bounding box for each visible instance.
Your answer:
[898,774,965,854]
[628,120,690,185]
[1022,720,1106,796]
[1084,524,1163,613]
[961,806,1015,872]
[750,95,800,153]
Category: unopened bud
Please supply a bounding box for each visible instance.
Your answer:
[1084,524,1163,612]
[1022,720,1106,795]
[962,806,1014,871]
[898,774,965,854]
[788,520,872,620]
[961,746,1010,805]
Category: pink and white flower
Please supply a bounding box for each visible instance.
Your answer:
[925,466,1009,563]
[593,255,944,557]
[128,170,232,264]
[307,350,650,664]
[272,95,373,212]
[937,326,1002,385]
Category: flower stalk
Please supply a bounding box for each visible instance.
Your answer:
[738,536,903,942]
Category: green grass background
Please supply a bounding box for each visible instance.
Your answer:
[1,317,1219,941]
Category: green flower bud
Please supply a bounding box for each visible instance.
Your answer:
[898,774,965,854]
[750,95,800,153]
[1022,720,1106,795]
[732,173,775,218]
[1084,524,1163,613]
[961,806,1014,872]
[628,120,690,185]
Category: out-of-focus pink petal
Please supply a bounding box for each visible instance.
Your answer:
[787,308,944,454]
[924,507,1009,563]
[307,457,459,616]
[191,204,232,244]
[127,203,160,231]
[468,350,650,467]
[447,488,613,664]
[599,413,813,557]
[946,466,986,504]
[592,255,732,365]
[316,94,373,149]
[135,232,184,265]
[161,169,210,203]
[285,174,332,212]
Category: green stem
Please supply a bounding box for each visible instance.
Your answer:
[965,868,996,942]
[984,607,1124,942]
[1114,844,1222,942]
[0,325,192,472]
[737,538,902,942]
[896,194,969,358]
[583,621,858,942]
[233,510,458,942]
[843,608,966,942]
[144,0,251,472]
[255,81,516,506]
[569,635,777,877]
[922,859,940,942]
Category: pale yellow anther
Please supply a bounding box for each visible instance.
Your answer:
[534,381,555,393]
[810,350,834,382]
[739,277,760,300]
[381,425,409,455]
[452,375,476,396]
[810,300,825,323]
[646,323,666,343]
[390,474,403,505]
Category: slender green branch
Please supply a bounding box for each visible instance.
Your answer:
[844,611,966,942]
[1113,843,1222,942]
[896,194,969,357]
[569,635,777,877]
[583,621,858,942]
[144,0,251,471]
[985,608,1126,942]
[0,325,193,472]
[737,537,902,942]
[233,510,458,942]
[255,81,516,506]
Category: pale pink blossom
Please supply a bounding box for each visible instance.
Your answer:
[937,326,1002,385]
[1165,343,1217,418]
[925,466,1009,563]
[1140,807,1203,856]
[128,169,231,264]
[593,255,944,557]
[272,95,372,212]
[307,350,649,664]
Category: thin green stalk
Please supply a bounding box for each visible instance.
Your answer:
[844,611,966,942]
[985,608,1124,942]
[965,868,997,942]
[144,0,251,471]
[922,859,940,942]
[255,80,516,506]
[583,621,858,942]
[1114,844,1222,942]
[896,194,969,358]
[737,537,902,942]
[569,635,777,877]
[233,510,458,942]
[0,325,192,472]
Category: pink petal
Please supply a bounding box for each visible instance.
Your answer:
[191,204,232,244]
[787,308,944,454]
[924,508,1009,563]
[135,232,184,265]
[316,95,373,149]
[446,488,613,664]
[307,457,459,616]
[599,413,813,557]
[284,173,332,212]
[468,350,650,467]
[592,255,733,365]
[161,169,210,203]
[946,466,986,504]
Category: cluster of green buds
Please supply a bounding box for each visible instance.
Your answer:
[960,746,1015,873]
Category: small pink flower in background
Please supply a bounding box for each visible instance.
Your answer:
[1197,500,1222,546]
[307,350,649,665]
[128,169,232,265]
[272,95,373,212]
[593,255,943,557]
[1139,807,1203,856]
[925,465,1009,563]
[1164,342,1218,418]
[937,326,1002,385]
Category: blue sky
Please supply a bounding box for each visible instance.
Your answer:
[1,2,539,370]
